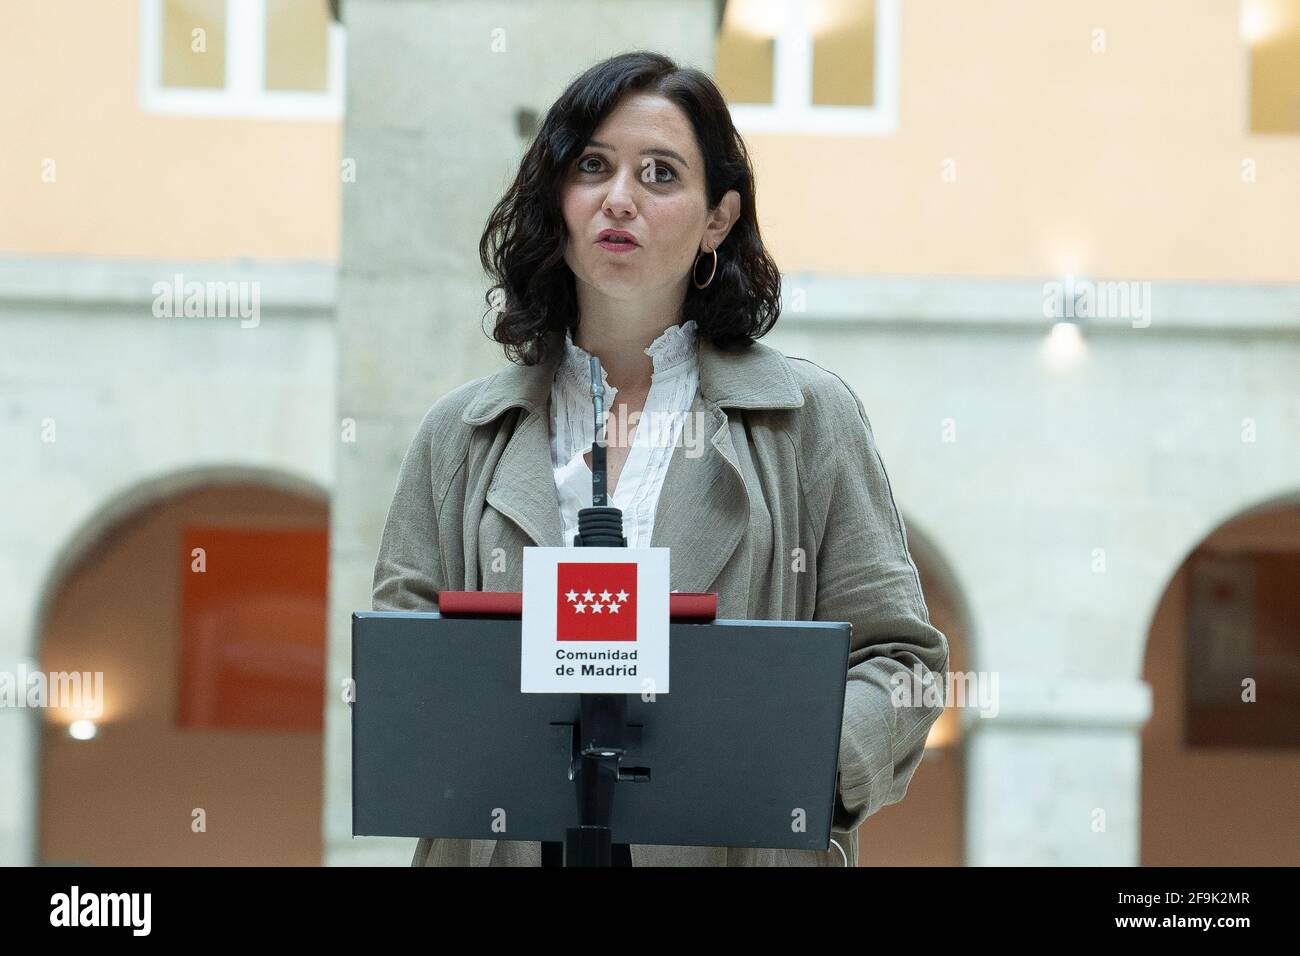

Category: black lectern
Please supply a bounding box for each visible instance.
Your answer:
[351,610,851,859]
[357,356,850,865]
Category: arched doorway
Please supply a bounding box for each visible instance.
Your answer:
[35,469,329,865]
[856,516,974,866]
[1141,493,1300,865]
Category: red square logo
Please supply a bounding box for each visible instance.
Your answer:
[557,562,637,642]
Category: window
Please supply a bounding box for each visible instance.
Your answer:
[715,0,899,135]
[1243,0,1300,133]
[139,0,345,119]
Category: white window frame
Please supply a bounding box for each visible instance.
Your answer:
[138,0,345,119]
[729,0,899,136]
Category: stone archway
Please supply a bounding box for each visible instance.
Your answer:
[1140,489,1300,865]
[26,465,330,865]
[855,514,976,866]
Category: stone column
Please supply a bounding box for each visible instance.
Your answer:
[963,676,1152,865]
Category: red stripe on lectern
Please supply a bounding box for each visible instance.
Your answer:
[437,591,717,620]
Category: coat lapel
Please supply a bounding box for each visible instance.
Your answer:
[650,337,804,592]
[648,392,746,592]
[464,339,566,551]
[461,332,805,595]
[483,405,565,550]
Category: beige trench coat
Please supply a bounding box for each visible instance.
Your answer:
[371,333,949,867]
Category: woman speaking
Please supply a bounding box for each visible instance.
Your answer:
[372,50,949,867]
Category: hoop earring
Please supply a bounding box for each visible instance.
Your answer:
[692,246,718,289]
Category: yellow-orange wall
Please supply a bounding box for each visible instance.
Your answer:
[751,0,1300,282]
[1,0,1296,281]
[0,0,341,262]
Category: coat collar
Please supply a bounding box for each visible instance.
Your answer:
[462,332,804,426]
[461,330,804,596]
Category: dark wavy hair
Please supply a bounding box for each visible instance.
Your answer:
[479,50,782,366]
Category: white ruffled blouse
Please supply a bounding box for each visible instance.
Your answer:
[548,319,700,549]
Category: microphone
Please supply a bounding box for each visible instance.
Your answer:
[568,364,629,870]
[589,357,608,508]
[574,356,626,547]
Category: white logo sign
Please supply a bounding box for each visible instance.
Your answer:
[521,546,670,693]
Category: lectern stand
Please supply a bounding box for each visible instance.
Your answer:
[351,609,851,863]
